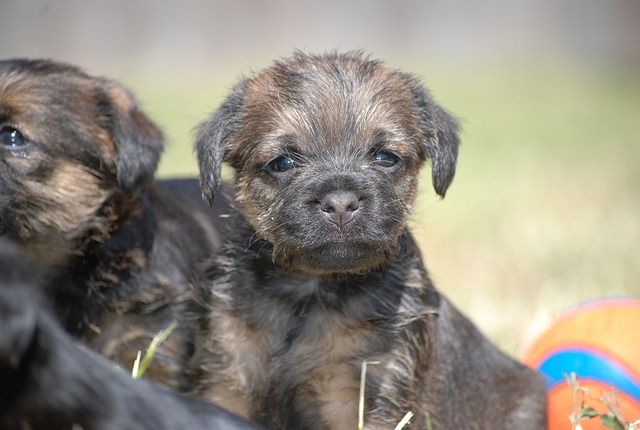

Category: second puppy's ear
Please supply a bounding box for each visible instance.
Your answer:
[409,81,461,197]
[102,82,165,192]
[195,81,248,206]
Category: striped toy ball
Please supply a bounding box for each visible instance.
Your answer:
[522,298,640,430]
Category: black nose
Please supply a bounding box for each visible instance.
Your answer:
[320,191,361,227]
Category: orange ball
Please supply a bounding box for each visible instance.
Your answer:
[522,298,640,430]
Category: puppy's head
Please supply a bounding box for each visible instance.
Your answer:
[0,59,164,263]
[197,52,460,275]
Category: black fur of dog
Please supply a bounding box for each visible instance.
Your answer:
[0,239,261,430]
[0,59,228,390]
[190,52,547,429]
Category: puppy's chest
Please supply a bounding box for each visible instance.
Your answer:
[214,293,392,428]
[248,300,365,376]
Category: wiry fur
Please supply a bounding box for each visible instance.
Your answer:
[0,239,263,430]
[191,52,547,429]
[0,59,228,390]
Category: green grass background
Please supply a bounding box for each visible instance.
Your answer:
[128,63,639,357]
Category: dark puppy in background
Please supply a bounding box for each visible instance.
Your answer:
[191,52,547,429]
[0,59,228,390]
[0,240,261,430]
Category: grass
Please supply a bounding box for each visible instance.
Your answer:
[126,63,640,358]
[358,360,380,430]
[131,322,177,379]
[567,373,640,430]
[411,65,640,355]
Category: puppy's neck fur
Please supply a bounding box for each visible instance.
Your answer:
[45,189,156,334]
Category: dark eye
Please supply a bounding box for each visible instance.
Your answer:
[0,127,26,147]
[372,150,400,168]
[267,155,297,173]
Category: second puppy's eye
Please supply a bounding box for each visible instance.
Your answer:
[372,150,400,168]
[267,155,297,173]
[0,127,26,147]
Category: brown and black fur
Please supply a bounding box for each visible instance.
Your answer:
[191,52,547,429]
[0,239,262,430]
[0,59,229,390]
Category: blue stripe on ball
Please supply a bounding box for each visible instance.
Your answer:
[539,348,640,401]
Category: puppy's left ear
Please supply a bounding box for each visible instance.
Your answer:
[102,82,164,191]
[410,82,461,197]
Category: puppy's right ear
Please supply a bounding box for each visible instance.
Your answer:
[195,82,248,205]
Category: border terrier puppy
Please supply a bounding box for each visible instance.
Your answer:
[0,239,262,430]
[0,59,228,390]
[191,52,547,429]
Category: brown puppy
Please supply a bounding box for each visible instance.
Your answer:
[191,52,547,429]
[0,59,228,390]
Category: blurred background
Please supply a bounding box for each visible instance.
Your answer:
[1,0,638,356]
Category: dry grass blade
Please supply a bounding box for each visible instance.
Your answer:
[358,360,380,430]
[393,411,414,430]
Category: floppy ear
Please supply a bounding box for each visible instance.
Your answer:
[195,81,248,206]
[409,82,461,197]
[103,82,164,192]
